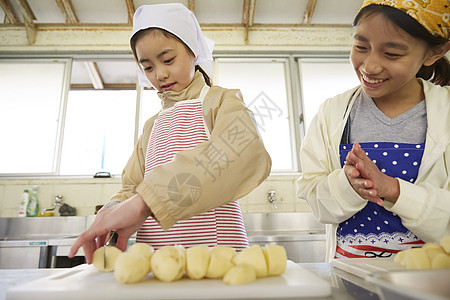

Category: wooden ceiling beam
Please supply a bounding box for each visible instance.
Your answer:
[14,0,36,44]
[16,0,35,20]
[55,0,78,24]
[71,83,137,90]
[125,0,134,24]
[242,0,255,44]
[83,61,104,90]
[0,0,19,23]
[0,24,355,51]
[303,0,317,24]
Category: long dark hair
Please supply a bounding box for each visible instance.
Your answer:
[130,28,212,87]
[354,4,450,86]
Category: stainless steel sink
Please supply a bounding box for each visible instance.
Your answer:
[243,213,326,263]
[0,216,88,241]
[0,213,327,268]
[243,212,325,234]
[0,216,90,269]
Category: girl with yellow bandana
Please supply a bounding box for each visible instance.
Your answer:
[297,0,450,261]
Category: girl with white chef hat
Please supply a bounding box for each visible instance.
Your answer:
[70,3,271,263]
[297,0,450,262]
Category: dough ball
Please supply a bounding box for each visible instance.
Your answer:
[431,253,450,269]
[127,242,154,273]
[263,244,287,276]
[209,246,236,261]
[206,254,234,279]
[233,245,267,278]
[421,242,442,251]
[394,250,407,266]
[114,252,150,284]
[186,245,210,280]
[92,246,122,272]
[223,264,256,285]
[151,245,186,282]
[404,248,431,270]
[440,236,450,254]
[395,240,450,270]
[128,242,154,260]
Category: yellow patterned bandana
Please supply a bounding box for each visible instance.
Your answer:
[361,0,449,38]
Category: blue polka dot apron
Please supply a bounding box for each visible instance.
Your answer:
[336,142,425,258]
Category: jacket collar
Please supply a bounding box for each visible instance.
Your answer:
[416,79,450,179]
[157,71,206,110]
[421,79,450,146]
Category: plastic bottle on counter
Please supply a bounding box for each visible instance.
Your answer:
[18,189,29,217]
[26,185,39,217]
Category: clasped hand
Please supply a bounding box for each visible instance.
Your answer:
[344,143,400,205]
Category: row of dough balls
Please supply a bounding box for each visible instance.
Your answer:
[93,243,287,285]
[394,236,450,269]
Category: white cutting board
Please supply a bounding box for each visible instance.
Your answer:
[6,261,331,300]
[332,257,406,278]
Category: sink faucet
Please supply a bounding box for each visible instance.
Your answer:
[54,195,63,206]
[41,195,64,215]
[267,190,277,209]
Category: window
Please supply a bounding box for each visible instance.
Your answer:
[215,58,295,171]
[298,58,360,131]
[1,54,358,177]
[60,89,137,175]
[60,86,162,176]
[0,59,70,175]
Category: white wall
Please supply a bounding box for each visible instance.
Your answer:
[0,174,310,217]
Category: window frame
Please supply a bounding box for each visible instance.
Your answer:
[294,53,355,171]
[0,51,353,177]
[213,55,299,172]
[0,57,72,177]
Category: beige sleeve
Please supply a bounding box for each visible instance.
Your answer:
[136,87,272,230]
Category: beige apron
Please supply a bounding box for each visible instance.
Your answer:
[136,85,249,251]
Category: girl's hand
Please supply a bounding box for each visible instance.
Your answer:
[344,143,400,204]
[344,158,384,205]
[68,194,151,264]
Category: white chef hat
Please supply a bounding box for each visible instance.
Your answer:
[131,3,215,87]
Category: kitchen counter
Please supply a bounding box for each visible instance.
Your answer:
[0,263,379,300]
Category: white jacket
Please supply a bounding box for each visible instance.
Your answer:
[296,79,450,262]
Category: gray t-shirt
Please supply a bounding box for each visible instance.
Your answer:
[348,92,427,144]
